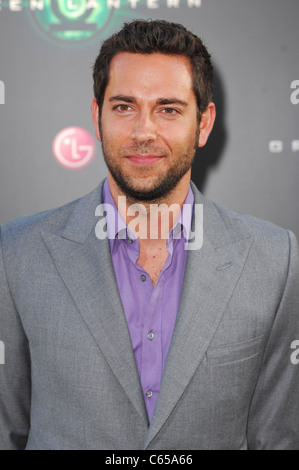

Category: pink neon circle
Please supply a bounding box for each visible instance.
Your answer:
[52,127,96,170]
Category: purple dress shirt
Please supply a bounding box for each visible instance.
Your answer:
[102,178,194,422]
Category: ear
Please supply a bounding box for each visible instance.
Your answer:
[197,102,216,148]
[91,97,101,141]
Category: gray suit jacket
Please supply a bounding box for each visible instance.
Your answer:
[1,180,299,450]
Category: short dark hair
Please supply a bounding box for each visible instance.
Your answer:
[92,19,213,122]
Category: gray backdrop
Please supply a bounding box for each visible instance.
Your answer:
[0,0,298,239]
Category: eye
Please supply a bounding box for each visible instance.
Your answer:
[114,104,132,112]
[161,108,179,115]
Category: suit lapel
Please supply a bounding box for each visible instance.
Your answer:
[41,182,148,425]
[144,184,253,448]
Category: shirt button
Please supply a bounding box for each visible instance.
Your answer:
[140,274,146,282]
[146,390,153,398]
[128,237,133,244]
[147,332,154,340]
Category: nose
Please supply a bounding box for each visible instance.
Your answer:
[131,110,157,143]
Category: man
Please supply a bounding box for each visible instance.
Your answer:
[0,20,299,450]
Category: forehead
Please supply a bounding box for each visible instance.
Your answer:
[105,52,194,100]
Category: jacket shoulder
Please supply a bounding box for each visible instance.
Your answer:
[205,199,298,294]
[0,198,80,246]
[191,180,293,250]
[213,200,291,242]
[0,181,104,246]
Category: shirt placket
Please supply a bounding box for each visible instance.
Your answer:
[123,233,177,421]
[139,271,164,421]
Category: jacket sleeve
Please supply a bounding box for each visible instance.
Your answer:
[0,229,31,450]
[247,230,299,449]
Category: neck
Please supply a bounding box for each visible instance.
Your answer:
[108,172,190,246]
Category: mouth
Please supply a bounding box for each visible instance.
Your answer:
[126,154,165,166]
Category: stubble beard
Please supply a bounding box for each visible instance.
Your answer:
[100,124,199,203]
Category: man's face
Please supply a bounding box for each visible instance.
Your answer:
[93,52,206,202]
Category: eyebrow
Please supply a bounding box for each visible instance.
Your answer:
[108,95,188,107]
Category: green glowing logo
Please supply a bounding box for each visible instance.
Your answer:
[31,0,115,43]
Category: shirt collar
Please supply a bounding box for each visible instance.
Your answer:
[102,177,194,252]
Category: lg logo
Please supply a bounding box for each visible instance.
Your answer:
[0,80,4,104]
[290,80,299,105]
[52,127,96,170]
